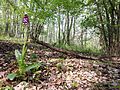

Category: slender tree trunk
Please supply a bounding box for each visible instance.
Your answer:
[66,11,70,45]
[66,11,73,45]
[95,0,108,54]
[72,16,76,40]
[62,16,66,44]
[58,7,61,46]
[80,29,84,48]
[103,0,112,55]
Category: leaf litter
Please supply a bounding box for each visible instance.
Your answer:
[0,41,120,90]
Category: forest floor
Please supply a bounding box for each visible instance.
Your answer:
[0,40,120,90]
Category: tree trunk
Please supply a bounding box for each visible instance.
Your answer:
[58,7,61,46]
[95,0,108,54]
[66,12,73,45]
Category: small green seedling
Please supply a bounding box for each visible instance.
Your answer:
[30,53,38,59]
[71,81,79,89]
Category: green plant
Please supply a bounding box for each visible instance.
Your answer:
[7,28,41,80]
[15,26,28,75]
[71,81,79,89]
[30,53,38,59]
[7,43,27,80]
[56,43,102,56]
[7,49,42,80]
[56,63,63,70]
[25,63,41,72]
[7,73,17,81]
[112,85,120,89]
[15,44,27,75]
[1,86,13,90]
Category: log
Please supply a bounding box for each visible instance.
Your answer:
[33,39,98,60]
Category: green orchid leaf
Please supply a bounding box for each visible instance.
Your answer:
[7,73,17,81]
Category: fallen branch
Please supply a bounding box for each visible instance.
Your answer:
[33,39,98,60]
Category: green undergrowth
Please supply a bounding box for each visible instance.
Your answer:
[0,35,24,44]
[55,43,102,56]
[0,35,102,57]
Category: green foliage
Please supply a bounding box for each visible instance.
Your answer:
[71,81,79,89]
[14,27,28,75]
[25,63,41,72]
[7,73,17,81]
[1,86,13,90]
[0,35,24,44]
[15,47,26,75]
[113,85,120,89]
[81,14,97,28]
[7,43,27,80]
[56,43,101,56]
[56,63,63,71]
[14,44,42,75]
[30,53,38,59]
[56,58,65,72]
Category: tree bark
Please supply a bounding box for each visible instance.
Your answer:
[58,7,61,46]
